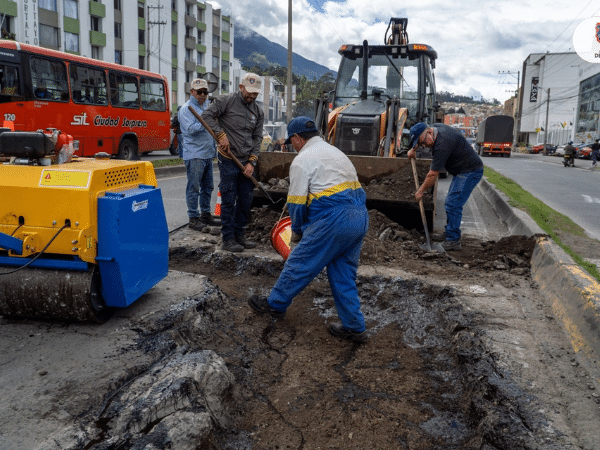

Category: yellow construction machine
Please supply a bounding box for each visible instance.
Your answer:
[0,128,168,322]
[255,18,442,229]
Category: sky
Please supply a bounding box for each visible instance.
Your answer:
[206,0,600,104]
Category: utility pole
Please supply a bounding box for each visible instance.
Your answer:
[498,70,520,150]
[148,4,167,73]
[286,0,293,123]
[543,88,550,155]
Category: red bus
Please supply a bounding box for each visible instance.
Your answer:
[0,40,170,159]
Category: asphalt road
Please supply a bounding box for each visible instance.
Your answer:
[482,152,600,240]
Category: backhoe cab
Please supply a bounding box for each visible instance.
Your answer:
[315,18,441,157]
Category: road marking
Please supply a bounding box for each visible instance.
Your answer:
[582,195,600,204]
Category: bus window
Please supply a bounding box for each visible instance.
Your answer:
[30,57,69,101]
[0,65,20,100]
[109,72,139,108]
[70,64,108,105]
[140,78,166,111]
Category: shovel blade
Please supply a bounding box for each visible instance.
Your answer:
[419,242,445,253]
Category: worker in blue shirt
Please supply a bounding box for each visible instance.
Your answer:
[178,79,220,230]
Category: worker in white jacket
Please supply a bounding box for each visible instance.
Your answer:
[248,117,370,343]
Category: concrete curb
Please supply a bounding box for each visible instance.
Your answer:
[154,164,186,178]
[480,178,600,384]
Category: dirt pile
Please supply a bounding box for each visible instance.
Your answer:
[244,206,536,277]
[363,162,433,202]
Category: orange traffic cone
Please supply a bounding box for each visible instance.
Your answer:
[214,191,221,216]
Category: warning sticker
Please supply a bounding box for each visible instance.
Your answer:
[40,170,91,188]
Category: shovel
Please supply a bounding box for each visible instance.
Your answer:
[410,158,445,253]
[187,106,282,205]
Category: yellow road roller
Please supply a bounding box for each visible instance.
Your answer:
[0,129,168,323]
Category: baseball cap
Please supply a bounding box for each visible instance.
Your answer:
[409,122,428,148]
[240,73,263,93]
[190,78,208,91]
[284,116,318,144]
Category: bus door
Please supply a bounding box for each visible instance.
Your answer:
[0,47,23,127]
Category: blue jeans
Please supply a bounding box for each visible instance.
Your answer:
[185,158,214,218]
[218,153,255,241]
[444,168,484,241]
[268,205,369,333]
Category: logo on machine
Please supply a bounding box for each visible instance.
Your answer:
[352,128,361,135]
[132,200,148,212]
[71,113,90,126]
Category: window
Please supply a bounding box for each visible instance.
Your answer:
[186,71,193,83]
[91,17,101,33]
[171,68,177,81]
[185,49,192,62]
[212,13,220,27]
[39,0,58,11]
[198,31,204,45]
[171,0,177,12]
[114,0,121,10]
[30,57,69,101]
[222,21,229,33]
[186,26,193,38]
[197,9,203,22]
[138,29,145,45]
[141,78,166,111]
[221,80,228,92]
[64,0,78,19]
[91,45,101,60]
[39,25,60,48]
[109,72,139,108]
[212,34,220,48]
[171,21,177,35]
[197,53,203,66]
[186,3,194,16]
[114,22,122,39]
[139,56,145,70]
[0,14,14,40]
[115,50,122,65]
[64,32,79,53]
[69,64,107,105]
[172,45,177,59]
[138,2,144,18]
[221,60,228,73]
[212,56,218,68]
[0,65,20,97]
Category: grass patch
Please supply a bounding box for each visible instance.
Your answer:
[151,158,184,168]
[484,166,600,281]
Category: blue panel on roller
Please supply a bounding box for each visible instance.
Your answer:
[97,185,168,308]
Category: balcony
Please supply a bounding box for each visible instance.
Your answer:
[184,60,196,72]
[184,36,195,50]
[89,0,106,18]
[89,30,106,47]
[184,14,196,28]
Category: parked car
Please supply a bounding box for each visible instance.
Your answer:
[555,145,566,156]
[576,143,593,159]
[530,144,544,154]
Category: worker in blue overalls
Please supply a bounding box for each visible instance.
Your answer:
[248,117,370,343]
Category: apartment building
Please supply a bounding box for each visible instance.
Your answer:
[0,0,237,109]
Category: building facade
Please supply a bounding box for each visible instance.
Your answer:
[0,0,236,110]
[519,52,600,146]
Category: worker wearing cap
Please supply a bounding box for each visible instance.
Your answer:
[202,73,264,252]
[408,122,483,251]
[248,117,370,343]
[179,79,219,230]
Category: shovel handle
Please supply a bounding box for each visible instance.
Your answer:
[410,158,433,251]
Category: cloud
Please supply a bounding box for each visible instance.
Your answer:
[211,0,595,102]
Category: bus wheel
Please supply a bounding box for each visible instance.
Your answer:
[118,138,138,160]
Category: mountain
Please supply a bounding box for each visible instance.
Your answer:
[234,24,335,80]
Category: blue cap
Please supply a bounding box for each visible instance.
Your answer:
[409,122,428,148]
[285,116,318,144]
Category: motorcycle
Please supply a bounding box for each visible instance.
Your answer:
[563,155,575,167]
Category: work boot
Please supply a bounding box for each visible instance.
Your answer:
[221,239,244,253]
[188,217,205,231]
[441,239,461,251]
[328,323,368,344]
[248,295,285,319]
[235,235,257,249]
[200,211,221,226]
